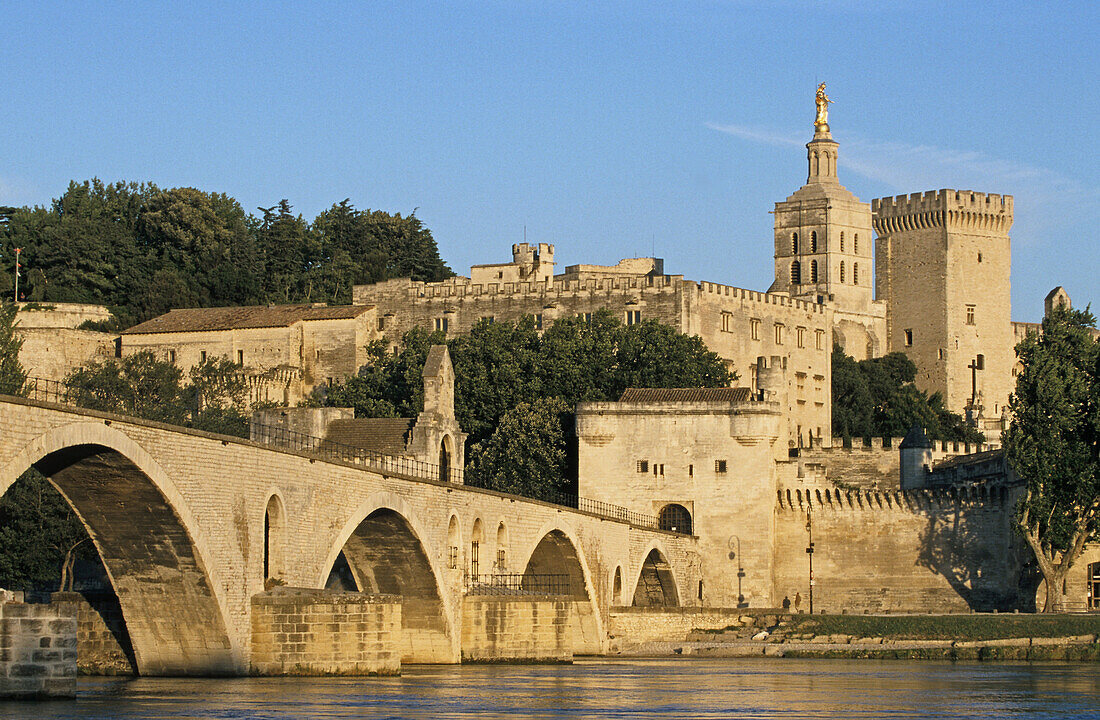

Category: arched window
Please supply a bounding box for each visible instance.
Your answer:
[470,519,484,577]
[810,260,818,283]
[447,515,460,570]
[496,522,508,572]
[810,231,818,253]
[790,260,801,285]
[840,231,845,252]
[613,567,624,605]
[839,261,845,283]
[439,436,451,482]
[854,234,859,253]
[264,495,286,583]
[658,504,693,534]
[853,263,859,284]
[792,232,799,254]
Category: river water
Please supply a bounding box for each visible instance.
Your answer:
[3,659,1099,719]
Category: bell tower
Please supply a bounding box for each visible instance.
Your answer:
[770,85,875,316]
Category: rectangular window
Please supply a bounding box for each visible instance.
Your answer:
[722,312,734,333]
[434,317,449,332]
[626,310,642,325]
[774,323,784,345]
[816,329,825,350]
[582,313,593,323]
[469,541,479,576]
[449,546,459,570]
[480,316,495,324]
[377,317,385,331]
[715,459,727,473]
[652,463,665,477]
[636,460,649,473]
[938,348,945,360]
[750,319,761,341]
[814,375,824,394]
[167,349,176,364]
[237,349,244,364]
[796,373,806,393]
[200,350,207,363]
[966,305,976,325]
[904,329,913,346]
[497,549,507,571]
[534,313,543,330]
[796,327,806,348]
[688,464,693,477]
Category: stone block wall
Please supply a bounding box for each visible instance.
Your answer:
[460,595,571,663]
[609,607,761,643]
[0,601,78,699]
[250,589,401,676]
[51,592,135,675]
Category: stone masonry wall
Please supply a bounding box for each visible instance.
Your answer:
[250,588,401,676]
[0,601,78,699]
[773,484,1027,613]
[51,592,135,675]
[460,596,571,663]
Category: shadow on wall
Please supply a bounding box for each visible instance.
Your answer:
[916,503,1039,612]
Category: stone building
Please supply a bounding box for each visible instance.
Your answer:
[120,304,376,406]
[14,302,118,382]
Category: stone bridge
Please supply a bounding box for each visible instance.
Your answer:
[0,396,699,675]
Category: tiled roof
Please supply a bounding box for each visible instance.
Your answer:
[322,418,415,455]
[123,304,371,334]
[618,387,753,403]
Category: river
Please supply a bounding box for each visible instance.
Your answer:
[3,659,1099,719]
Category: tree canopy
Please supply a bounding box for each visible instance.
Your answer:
[0,180,454,327]
[319,310,733,499]
[0,301,26,395]
[1004,306,1100,612]
[831,346,983,443]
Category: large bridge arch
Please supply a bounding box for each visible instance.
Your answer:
[0,421,240,675]
[320,491,456,663]
[517,522,605,655]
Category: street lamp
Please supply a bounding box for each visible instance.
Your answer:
[806,506,815,614]
[728,535,746,607]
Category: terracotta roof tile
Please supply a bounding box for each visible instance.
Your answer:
[618,387,753,403]
[123,304,371,334]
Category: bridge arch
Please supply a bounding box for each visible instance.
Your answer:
[518,522,605,654]
[321,491,456,663]
[0,421,240,675]
[630,542,681,608]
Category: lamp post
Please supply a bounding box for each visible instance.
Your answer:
[728,535,746,607]
[806,506,815,614]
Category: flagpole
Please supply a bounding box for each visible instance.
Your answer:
[13,248,21,302]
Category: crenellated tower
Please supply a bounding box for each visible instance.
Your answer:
[872,190,1014,432]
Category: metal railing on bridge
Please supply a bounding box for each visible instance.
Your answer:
[16,376,676,533]
[464,573,572,597]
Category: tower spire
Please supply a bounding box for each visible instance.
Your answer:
[806,83,838,184]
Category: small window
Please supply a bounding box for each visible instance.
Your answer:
[626,310,642,325]
[481,316,495,324]
[816,329,825,350]
[810,231,818,253]
[854,234,859,253]
[792,232,799,254]
[497,549,507,571]
[938,348,945,360]
[966,305,976,325]
[796,373,806,392]
[774,323,784,345]
[791,260,801,284]
[237,349,244,364]
[977,252,982,263]
[839,231,845,252]
[449,546,459,570]
[652,463,665,477]
[750,318,761,341]
[839,261,845,283]
[853,263,859,285]
[715,460,727,474]
[636,460,649,473]
[810,260,818,283]
[497,271,503,279]
[200,350,207,363]
[797,327,806,348]
[435,317,449,332]
[582,313,593,323]
[534,313,543,330]
[722,312,734,332]
[377,317,385,331]
[904,329,913,346]
[168,349,176,364]
[688,464,693,477]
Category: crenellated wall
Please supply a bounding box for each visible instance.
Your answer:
[773,481,1031,613]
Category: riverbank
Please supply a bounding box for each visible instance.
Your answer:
[610,610,1100,661]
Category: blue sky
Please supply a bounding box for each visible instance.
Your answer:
[3,1,1097,322]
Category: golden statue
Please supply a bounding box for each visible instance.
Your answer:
[814,82,833,129]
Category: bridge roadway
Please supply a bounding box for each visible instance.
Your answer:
[0,396,699,675]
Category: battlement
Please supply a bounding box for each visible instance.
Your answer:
[775,480,1010,514]
[872,189,1013,235]
[694,280,827,315]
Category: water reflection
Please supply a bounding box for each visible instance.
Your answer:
[3,659,1100,719]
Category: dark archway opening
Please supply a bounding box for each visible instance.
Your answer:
[632,548,679,608]
[331,508,451,663]
[439,437,451,482]
[658,504,692,535]
[522,530,600,654]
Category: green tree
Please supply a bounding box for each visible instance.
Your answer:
[468,398,570,500]
[1004,306,1100,612]
[0,301,26,394]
